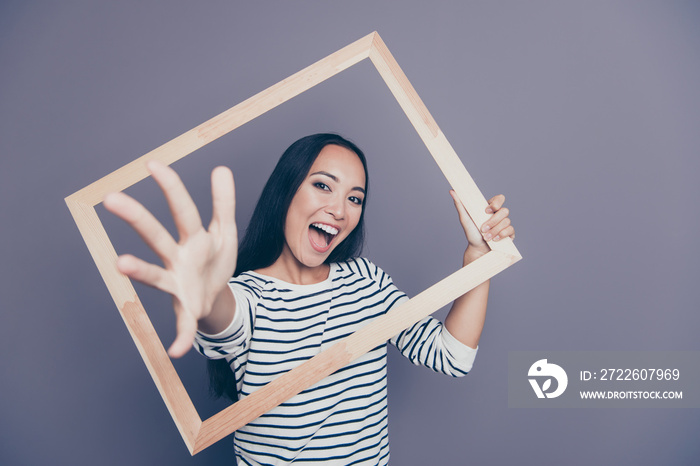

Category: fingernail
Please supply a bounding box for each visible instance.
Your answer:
[494,235,501,241]
[486,207,493,214]
[484,233,492,240]
[482,225,490,232]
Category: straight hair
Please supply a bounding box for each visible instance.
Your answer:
[208,133,369,401]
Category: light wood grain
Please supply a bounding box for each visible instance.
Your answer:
[65,31,521,455]
[64,199,202,451]
[66,32,376,208]
[191,251,514,453]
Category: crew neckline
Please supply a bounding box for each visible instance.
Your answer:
[246,263,338,290]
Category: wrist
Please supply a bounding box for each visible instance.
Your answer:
[198,284,235,334]
[463,245,488,265]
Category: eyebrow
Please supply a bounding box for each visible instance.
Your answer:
[310,171,366,194]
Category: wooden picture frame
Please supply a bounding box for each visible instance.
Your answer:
[65,31,521,455]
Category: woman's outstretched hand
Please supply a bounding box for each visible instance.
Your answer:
[104,161,238,358]
[450,190,515,262]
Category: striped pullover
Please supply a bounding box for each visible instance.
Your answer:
[194,257,477,465]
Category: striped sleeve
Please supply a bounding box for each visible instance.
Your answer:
[391,317,477,376]
[193,279,258,359]
[365,262,478,377]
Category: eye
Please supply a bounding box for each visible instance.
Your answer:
[349,196,364,206]
[314,182,330,191]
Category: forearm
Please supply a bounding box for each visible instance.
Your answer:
[444,191,514,349]
[197,285,236,335]
[444,247,490,349]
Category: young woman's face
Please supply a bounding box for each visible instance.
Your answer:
[282,144,366,269]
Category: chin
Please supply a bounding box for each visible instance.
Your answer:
[301,251,332,269]
[297,257,323,269]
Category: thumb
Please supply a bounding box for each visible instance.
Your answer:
[450,190,483,245]
[167,311,197,358]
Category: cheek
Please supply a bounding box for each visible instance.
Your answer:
[344,210,363,238]
[285,196,309,233]
[282,211,303,247]
[287,217,306,243]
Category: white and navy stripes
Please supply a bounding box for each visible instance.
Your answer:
[195,257,477,465]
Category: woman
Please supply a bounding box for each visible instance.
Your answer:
[104,133,514,465]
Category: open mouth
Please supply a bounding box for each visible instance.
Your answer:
[308,222,339,253]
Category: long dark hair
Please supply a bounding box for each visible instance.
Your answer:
[208,133,369,401]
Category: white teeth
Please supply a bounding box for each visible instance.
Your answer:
[312,223,339,236]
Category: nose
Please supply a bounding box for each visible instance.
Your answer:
[325,194,345,220]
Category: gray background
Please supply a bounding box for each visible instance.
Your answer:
[1,1,699,465]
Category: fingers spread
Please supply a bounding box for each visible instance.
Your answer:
[116,254,174,294]
[210,165,236,233]
[147,160,203,241]
[104,191,177,260]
